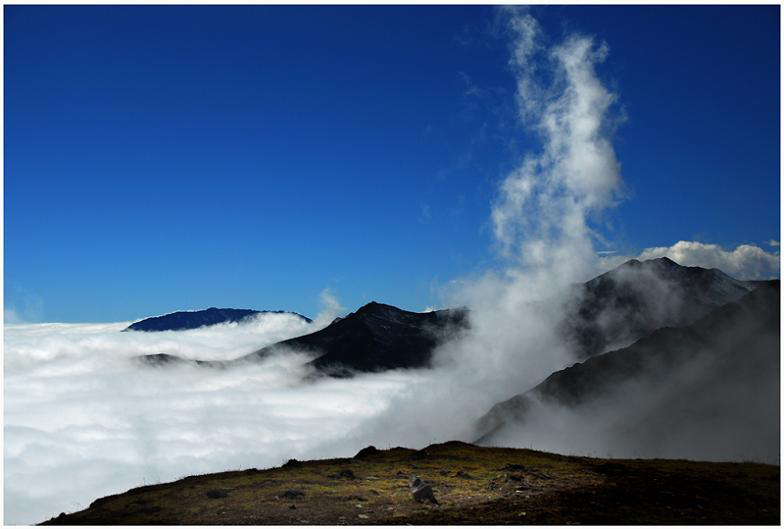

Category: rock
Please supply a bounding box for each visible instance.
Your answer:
[206,489,229,499]
[282,459,300,468]
[344,495,366,502]
[279,490,305,500]
[409,476,438,504]
[334,469,356,479]
[502,464,527,472]
[456,470,473,479]
[354,445,380,458]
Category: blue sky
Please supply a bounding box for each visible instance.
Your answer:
[5,5,780,322]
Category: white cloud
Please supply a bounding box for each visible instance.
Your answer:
[491,8,621,276]
[768,239,779,247]
[638,241,780,280]
[4,303,421,525]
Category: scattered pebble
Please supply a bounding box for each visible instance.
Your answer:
[279,490,305,500]
[205,489,229,499]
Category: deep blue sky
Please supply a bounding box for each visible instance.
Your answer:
[5,5,780,322]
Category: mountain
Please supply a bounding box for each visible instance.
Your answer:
[562,257,755,358]
[134,258,758,375]
[136,302,468,376]
[124,307,311,332]
[239,302,469,376]
[475,281,780,462]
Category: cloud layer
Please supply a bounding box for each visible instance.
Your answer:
[638,240,779,280]
[4,313,423,524]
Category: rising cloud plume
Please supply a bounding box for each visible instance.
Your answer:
[492,7,622,275]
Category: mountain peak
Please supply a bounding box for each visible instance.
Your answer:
[647,256,679,268]
[355,301,407,316]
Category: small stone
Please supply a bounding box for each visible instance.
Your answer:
[206,489,229,499]
[358,514,370,519]
[279,490,305,500]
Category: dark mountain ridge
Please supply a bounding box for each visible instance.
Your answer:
[563,257,756,358]
[239,302,469,376]
[135,258,761,379]
[137,302,469,376]
[125,307,311,332]
[475,281,780,461]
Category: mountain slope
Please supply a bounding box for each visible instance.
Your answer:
[125,307,311,332]
[563,257,755,358]
[240,302,468,376]
[133,258,756,376]
[475,281,780,462]
[136,302,468,376]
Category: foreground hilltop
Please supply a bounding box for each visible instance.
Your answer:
[41,442,779,525]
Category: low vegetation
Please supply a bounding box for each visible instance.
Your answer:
[42,441,779,525]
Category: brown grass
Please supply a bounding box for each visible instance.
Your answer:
[41,441,779,525]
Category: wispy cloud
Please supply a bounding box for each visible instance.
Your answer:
[491,7,622,272]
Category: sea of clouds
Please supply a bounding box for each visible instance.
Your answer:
[5,311,436,524]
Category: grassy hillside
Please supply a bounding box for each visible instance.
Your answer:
[42,441,779,525]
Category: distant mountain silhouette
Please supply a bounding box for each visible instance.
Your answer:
[474,281,780,461]
[125,307,311,332]
[136,302,468,375]
[563,257,755,358]
[133,259,768,393]
[240,302,469,376]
